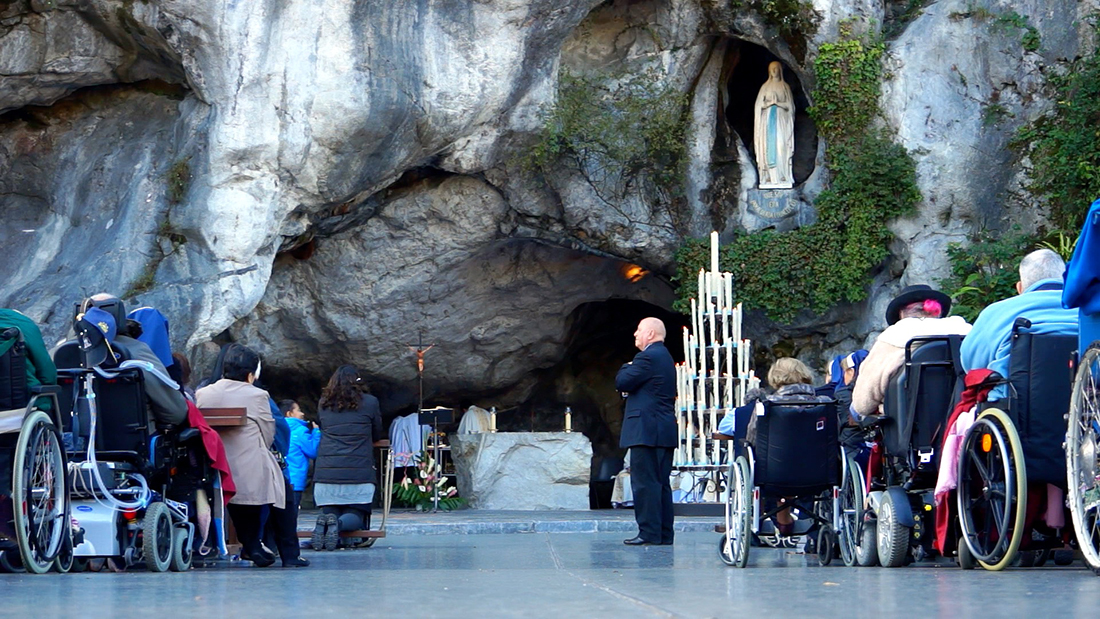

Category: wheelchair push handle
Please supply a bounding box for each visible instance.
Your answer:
[903,335,963,363]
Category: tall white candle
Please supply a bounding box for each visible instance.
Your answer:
[710,231,720,275]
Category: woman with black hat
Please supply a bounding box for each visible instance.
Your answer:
[850,285,971,419]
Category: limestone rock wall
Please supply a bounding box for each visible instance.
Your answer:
[1,0,1098,408]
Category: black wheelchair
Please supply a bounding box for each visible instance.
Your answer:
[957,321,1077,570]
[719,398,862,567]
[0,327,69,574]
[52,317,209,572]
[863,335,965,567]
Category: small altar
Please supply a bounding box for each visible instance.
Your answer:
[450,432,592,510]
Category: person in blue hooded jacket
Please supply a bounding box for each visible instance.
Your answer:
[1063,198,1100,353]
[962,249,1078,400]
[280,399,320,509]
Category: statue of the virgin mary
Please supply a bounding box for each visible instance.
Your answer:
[753,61,795,189]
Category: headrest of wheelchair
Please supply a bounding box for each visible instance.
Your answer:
[74,307,117,368]
[75,295,127,331]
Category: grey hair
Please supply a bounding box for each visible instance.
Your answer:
[1018,249,1065,291]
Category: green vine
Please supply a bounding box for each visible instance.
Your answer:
[1014,18,1100,233]
[674,28,921,322]
[529,70,689,219]
[728,0,820,41]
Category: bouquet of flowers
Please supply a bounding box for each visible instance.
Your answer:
[393,452,465,511]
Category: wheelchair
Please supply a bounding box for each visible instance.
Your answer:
[0,327,69,574]
[718,398,862,567]
[862,335,965,567]
[1068,339,1100,573]
[52,318,209,572]
[956,321,1077,570]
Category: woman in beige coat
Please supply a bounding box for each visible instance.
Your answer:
[196,343,285,567]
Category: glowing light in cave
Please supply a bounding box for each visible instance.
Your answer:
[621,264,648,283]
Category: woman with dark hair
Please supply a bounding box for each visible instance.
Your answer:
[171,352,195,400]
[196,344,305,567]
[311,365,383,551]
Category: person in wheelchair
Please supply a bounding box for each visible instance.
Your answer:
[745,358,833,536]
[960,249,1078,399]
[852,285,971,420]
[78,295,187,429]
[833,350,870,456]
[0,308,57,546]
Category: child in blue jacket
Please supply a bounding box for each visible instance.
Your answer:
[281,399,321,509]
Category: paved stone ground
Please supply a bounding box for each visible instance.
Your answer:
[296,508,720,535]
[4,532,1100,618]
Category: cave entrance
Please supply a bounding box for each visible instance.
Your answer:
[721,40,818,185]
[497,298,689,508]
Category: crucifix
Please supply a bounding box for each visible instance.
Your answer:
[405,331,435,414]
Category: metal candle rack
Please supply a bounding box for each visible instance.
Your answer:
[674,231,760,469]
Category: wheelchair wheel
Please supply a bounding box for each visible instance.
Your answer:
[13,410,66,574]
[1066,342,1100,574]
[0,549,25,573]
[817,525,835,566]
[957,536,975,570]
[52,526,74,573]
[142,502,173,572]
[719,456,752,568]
[839,457,866,567]
[956,408,1026,571]
[170,527,192,572]
[855,520,878,567]
[877,490,910,567]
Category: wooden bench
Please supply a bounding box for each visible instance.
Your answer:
[199,407,247,427]
[712,432,735,441]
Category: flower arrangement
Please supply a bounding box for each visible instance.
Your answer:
[393,453,465,511]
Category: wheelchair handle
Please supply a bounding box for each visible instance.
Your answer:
[903,335,962,363]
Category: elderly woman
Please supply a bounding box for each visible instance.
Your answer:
[852,285,971,419]
[745,358,833,536]
[196,344,286,568]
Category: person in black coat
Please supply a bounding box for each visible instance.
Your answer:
[311,365,384,551]
[616,317,677,546]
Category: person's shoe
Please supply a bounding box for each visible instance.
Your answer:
[659,539,674,546]
[282,557,310,568]
[623,536,655,546]
[250,549,276,568]
[323,514,339,551]
[311,515,328,551]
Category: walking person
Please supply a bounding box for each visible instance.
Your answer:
[617,317,677,546]
[312,365,384,550]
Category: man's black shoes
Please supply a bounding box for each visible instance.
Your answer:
[623,536,656,546]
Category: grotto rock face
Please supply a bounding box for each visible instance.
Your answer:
[0,0,1098,419]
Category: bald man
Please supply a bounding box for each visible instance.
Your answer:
[616,317,677,546]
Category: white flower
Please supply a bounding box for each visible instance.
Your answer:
[418,485,427,492]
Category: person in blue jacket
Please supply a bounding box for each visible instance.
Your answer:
[280,399,320,509]
[1063,198,1100,353]
[961,248,1078,400]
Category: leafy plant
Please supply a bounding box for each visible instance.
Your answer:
[1014,19,1100,232]
[729,0,820,40]
[674,29,921,322]
[393,453,465,511]
[1038,229,1080,262]
[529,70,690,217]
[937,227,1037,322]
[166,157,192,205]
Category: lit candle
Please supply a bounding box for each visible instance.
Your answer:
[489,407,497,433]
[710,231,719,275]
[564,406,572,433]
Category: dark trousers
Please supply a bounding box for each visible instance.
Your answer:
[322,504,372,532]
[258,478,301,563]
[630,446,674,543]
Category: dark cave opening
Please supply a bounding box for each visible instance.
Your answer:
[723,40,818,185]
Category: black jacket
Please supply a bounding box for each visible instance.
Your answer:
[314,393,384,485]
[616,342,677,449]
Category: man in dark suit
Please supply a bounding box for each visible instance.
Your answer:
[616,317,677,546]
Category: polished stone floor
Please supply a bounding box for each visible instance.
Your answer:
[4,532,1100,618]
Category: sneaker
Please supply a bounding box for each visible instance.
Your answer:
[323,514,339,551]
[311,515,328,551]
[282,557,310,568]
